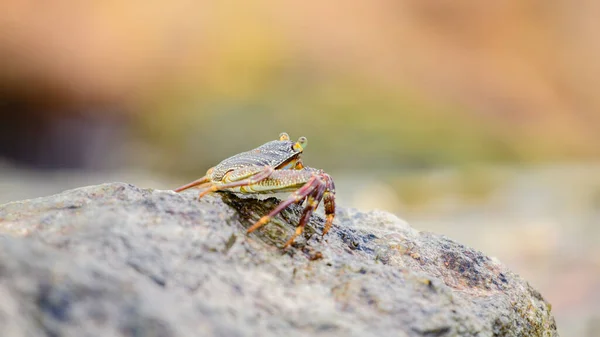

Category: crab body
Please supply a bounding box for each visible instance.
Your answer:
[174,132,336,247]
[210,139,302,181]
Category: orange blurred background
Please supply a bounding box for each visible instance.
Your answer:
[1,1,599,335]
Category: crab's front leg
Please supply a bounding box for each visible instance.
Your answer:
[282,176,328,247]
[246,170,320,231]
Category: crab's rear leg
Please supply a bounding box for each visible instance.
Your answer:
[321,174,336,237]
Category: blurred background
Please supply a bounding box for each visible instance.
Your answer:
[1,1,599,335]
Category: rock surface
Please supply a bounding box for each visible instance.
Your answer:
[0,183,558,337]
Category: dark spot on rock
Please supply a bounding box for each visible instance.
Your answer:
[337,229,374,253]
[426,279,436,291]
[316,323,339,331]
[309,251,323,261]
[366,233,377,240]
[142,199,156,208]
[127,260,166,288]
[37,283,71,322]
[139,274,166,287]
[375,253,390,265]
[415,326,452,337]
[223,233,237,254]
[438,240,498,289]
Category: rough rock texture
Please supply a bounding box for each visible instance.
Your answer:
[0,183,558,337]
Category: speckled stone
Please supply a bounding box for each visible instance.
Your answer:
[0,183,558,337]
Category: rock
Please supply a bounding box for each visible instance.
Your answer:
[0,183,558,337]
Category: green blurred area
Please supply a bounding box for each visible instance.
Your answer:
[139,79,503,174]
[137,72,592,176]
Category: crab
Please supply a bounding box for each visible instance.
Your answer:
[174,132,336,248]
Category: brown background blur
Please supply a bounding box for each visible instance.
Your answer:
[1,1,599,335]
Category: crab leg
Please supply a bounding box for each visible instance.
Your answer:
[283,178,327,247]
[173,175,210,193]
[246,174,321,234]
[322,174,336,237]
[197,166,274,199]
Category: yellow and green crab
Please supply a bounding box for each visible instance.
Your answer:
[174,132,336,248]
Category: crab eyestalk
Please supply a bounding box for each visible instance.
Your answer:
[293,136,307,152]
[279,132,290,141]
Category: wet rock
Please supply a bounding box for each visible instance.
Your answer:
[0,183,558,336]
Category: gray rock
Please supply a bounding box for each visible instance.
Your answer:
[0,183,558,337]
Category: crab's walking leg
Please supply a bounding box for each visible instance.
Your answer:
[197,166,274,199]
[283,178,327,248]
[173,176,210,193]
[246,175,320,234]
[322,174,336,237]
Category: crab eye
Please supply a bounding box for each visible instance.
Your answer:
[293,136,307,152]
[279,132,290,141]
